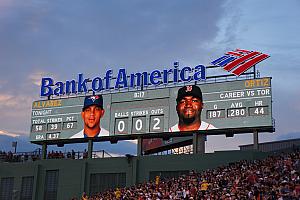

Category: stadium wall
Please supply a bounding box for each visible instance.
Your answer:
[0,150,269,199]
[239,138,300,152]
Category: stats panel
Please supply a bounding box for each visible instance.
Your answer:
[30,77,273,143]
[30,99,80,141]
[143,77,273,152]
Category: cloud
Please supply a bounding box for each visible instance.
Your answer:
[294,92,300,112]
[0,94,12,102]
[0,0,228,146]
[0,0,226,78]
[210,1,241,50]
[27,70,51,86]
[0,129,20,137]
[0,0,13,11]
[0,80,8,89]
[0,93,33,110]
[0,93,34,136]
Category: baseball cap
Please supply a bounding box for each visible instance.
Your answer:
[176,85,203,102]
[83,95,103,110]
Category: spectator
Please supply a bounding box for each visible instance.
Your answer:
[85,150,300,199]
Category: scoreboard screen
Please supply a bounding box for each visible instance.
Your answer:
[30,77,273,143]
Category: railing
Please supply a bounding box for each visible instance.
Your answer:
[0,149,112,163]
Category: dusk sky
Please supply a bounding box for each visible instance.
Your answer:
[0,0,299,153]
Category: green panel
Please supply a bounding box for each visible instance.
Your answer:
[20,176,34,200]
[0,177,14,200]
[0,150,271,199]
[89,173,126,194]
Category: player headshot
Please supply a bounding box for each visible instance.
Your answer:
[71,95,109,138]
[169,85,216,132]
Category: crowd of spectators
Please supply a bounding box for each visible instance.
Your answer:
[47,149,88,159]
[0,149,95,162]
[47,150,75,159]
[0,150,40,162]
[82,150,300,200]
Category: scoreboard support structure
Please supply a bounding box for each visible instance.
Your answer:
[193,133,205,154]
[137,138,143,156]
[253,130,259,151]
[88,140,93,159]
[191,130,260,154]
[42,143,47,160]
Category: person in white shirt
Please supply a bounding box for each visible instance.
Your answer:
[169,85,216,132]
[71,95,109,138]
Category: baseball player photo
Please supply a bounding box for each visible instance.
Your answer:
[169,85,216,132]
[71,95,109,138]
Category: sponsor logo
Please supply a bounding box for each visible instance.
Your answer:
[40,63,206,97]
[185,85,193,92]
[90,96,99,102]
[211,49,269,76]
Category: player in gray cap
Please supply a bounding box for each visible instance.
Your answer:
[71,95,109,138]
[169,85,216,132]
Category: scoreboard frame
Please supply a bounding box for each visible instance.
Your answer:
[30,76,274,145]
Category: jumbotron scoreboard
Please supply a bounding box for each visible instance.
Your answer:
[30,77,273,143]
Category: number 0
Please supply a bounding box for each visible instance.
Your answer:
[135,119,143,131]
[118,120,125,132]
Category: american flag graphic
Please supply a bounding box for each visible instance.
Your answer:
[211,49,270,76]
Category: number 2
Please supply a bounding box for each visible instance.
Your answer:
[153,118,160,130]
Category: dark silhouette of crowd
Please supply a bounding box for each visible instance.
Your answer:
[47,150,77,159]
[47,149,89,159]
[0,150,40,162]
[82,150,300,200]
[0,149,104,162]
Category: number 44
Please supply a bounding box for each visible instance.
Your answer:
[254,107,264,115]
